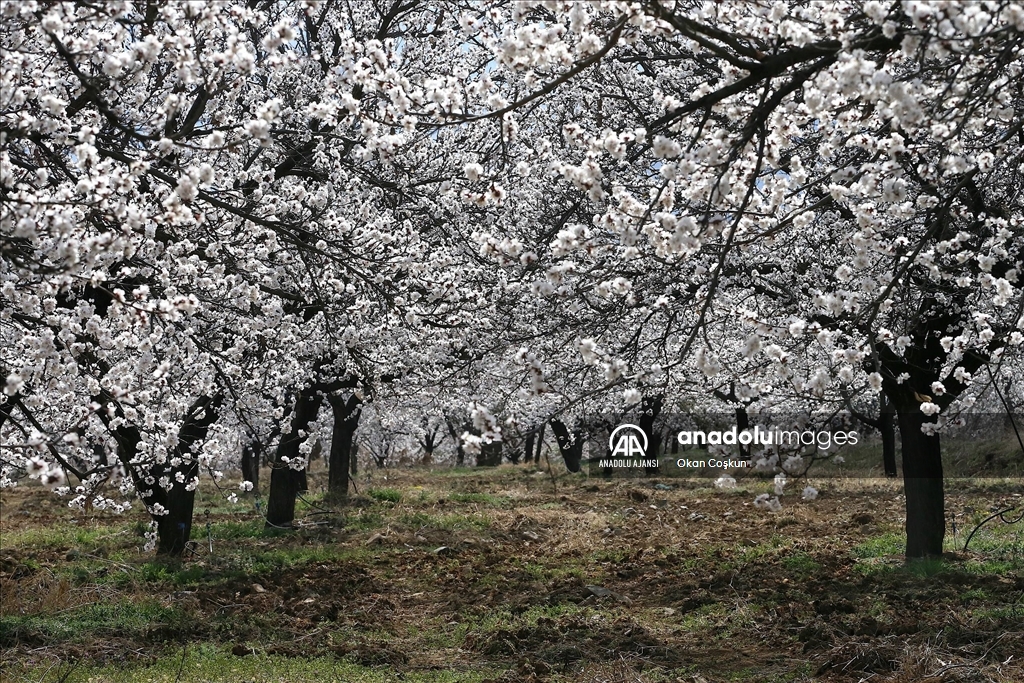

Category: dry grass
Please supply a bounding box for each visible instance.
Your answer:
[2,466,1022,682]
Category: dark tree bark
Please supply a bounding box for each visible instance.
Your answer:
[478,441,502,466]
[241,440,260,491]
[444,414,466,466]
[639,395,664,475]
[550,418,583,473]
[98,393,222,556]
[266,389,323,528]
[876,328,965,559]
[155,394,222,555]
[734,407,750,460]
[880,394,897,478]
[0,392,12,434]
[602,421,614,478]
[845,392,898,478]
[524,429,535,466]
[533,422,545,464]
[893,404,944,558]
[417,419,444,465]
[327,393,361,498]
[350,436,358,476]
[713,384,750,460]
[371,441,390,468]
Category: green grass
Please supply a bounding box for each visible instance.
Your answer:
[345,509,385,531]
[446,492,508,507]
[678,602,729,631]
[852,532,904,559]
[781,551,821,575]
[4,644,502,683]
[0,524,126,550]
[5,470,1021,683]
[0,600,186,647]
[137,562,208,585]
[972,602,1024,621]
[209,519,265,540]
[367,487,402,503]
[450,601,596,646]
[852,527,1024,577]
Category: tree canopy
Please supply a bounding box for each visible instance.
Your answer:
[3,0,1022,558]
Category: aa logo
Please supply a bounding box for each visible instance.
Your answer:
[608,424,648,458]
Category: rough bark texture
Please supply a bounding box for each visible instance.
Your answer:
[327,394,361,498]
[266,389,323,528]
[417,421,443,466]
[533,422,545,464]
[241,440,260,491]
[98,394,221,557]
[550,419,583,473]
[445,415,466,466]
[154,394,222,555]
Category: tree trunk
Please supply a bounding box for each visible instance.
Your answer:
[266,389,322,528]
[327,394,361,498]
[550,419,583,473]
[155,461,199,556]
[445,415,466,466]
[524,430,535,466]
[241,441,260,491]
[880,395,897,478]
[639,395,663,475]
[534,422,545,464]
[735,406,750,460]
[93,389,221,557]
[894,405,944,558]
[477,440,501,467]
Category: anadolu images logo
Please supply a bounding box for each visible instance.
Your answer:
[609,424,648,458]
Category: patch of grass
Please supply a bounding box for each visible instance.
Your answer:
[446,492,508,507]
[725,662,815,682]
[852,532,904,559]
[138,562,207,585]
[678,603,729,632]
[367,488,402,504]
[591,548,631,563]
[781,551,821,575]
[397,511,490,532]
[4,644,502,682]
[972,602,1024,621]
[210,520,264,540]
[736,538,792,565]
[0,600,186,647]
[432,467,484,477]
[345,509,385,531]
[960,587,990,603]
[236,545,360,573]
[854,525,1023,577]
[0,524,121,550]
[452,601,595,646]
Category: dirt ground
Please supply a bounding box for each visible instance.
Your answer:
[1,465,1022,682]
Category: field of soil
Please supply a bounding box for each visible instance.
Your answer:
[1,465,1022,682]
